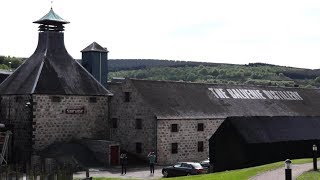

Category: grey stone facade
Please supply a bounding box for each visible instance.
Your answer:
[79,139,119,166]
[156,119,223,164]
[32,95,109,151]
[109,81,157,159]
[109,80,224,165]
[0,94,110,162]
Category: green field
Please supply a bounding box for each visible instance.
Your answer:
[297,170,320,180]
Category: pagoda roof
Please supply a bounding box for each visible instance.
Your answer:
[81,42,108,53]
[0,32,111,96]
[33,8,69,25]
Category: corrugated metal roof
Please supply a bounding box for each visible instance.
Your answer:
[81,42,108,53]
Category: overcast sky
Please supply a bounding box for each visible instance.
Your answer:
[1,0,320,69]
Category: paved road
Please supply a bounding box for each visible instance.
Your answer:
[73,166,163,179]
[251,162,315,180]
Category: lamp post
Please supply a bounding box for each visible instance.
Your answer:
[8,61,11,71]
[313,144,317,171]
[285,159,292,180]
[25,100,33,165]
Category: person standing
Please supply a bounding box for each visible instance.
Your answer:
[148,151,156,174]
[120,153,128,175]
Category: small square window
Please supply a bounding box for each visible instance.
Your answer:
[136,142,142,153]
[172,143,178,154]
[89,97,97,103]
[198,141,204,152]
[51,96,61,102]
[112,118,118,128]
[197,123,204,131]
[135,119,142,129]
[15,96,23,102]
[171,124,178,132]
[124,92,130,102]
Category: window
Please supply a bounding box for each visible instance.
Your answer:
[172,143,178,154]
[136,142,142,153]
[112,118,118,128]
[51,96,61,102]
[171,124,178,132]
[198,141,204,152]
[124,92,130,102]
[135,119,142,129]
[197,123,204,131]
[89,97,97,103]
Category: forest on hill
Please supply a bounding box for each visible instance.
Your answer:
[108,60,320,88]
[1,56,320,88]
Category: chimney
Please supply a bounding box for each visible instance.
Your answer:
[81,42,109,88]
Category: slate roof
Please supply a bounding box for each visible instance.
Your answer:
[81,42,108,53]
[0,31,111,96]
[224,116,320,143]
[126,79,320,119]
[33,8,69,25]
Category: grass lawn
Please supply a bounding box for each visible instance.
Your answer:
[165,158,312,180]
[85,159,312,180]
[92,178,138,180]
[297,170,320,180]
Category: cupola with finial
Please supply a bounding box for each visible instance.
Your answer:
[33,7,69,32]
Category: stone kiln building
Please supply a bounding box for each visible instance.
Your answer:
[0,8,114,163]
[108,78,320,165]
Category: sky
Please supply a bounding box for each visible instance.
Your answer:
[1,0,320,69]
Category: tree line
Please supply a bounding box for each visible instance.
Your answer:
[109,64,320,88]
[0,56,24,70]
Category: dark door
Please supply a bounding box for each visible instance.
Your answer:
[110,146,119,165]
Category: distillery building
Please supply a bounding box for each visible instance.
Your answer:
[0,8,120,165]
[108,78,320,165]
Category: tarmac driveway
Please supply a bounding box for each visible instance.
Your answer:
[73,165,163,179]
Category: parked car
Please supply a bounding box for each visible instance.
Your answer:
[200,158,210,169]
[162,162,206,177]
[200,158,213,172]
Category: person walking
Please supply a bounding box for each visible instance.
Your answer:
[120,153,128,175]
[148,151,156,174]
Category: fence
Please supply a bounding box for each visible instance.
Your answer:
[0,158,74,180]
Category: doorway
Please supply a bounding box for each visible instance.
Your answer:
[110,145,119,165]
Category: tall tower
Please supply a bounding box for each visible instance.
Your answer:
[0,7,112,162]
[81,42,109,87]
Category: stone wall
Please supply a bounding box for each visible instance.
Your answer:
[156,119,224,165]
[0,95,32,162]
[32,95,109,151]
[79,139,119,166]
[109,81,157,160]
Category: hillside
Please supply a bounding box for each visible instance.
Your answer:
[108,60,320,88]
[1,56,319,88]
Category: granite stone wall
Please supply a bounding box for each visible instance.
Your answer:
[109,81,157,160]
[32,95,109,151]
[79,139,119,166]
[156,119,224,165]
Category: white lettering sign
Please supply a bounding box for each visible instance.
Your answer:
[208,88,303,101]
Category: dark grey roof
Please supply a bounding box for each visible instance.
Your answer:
[0,31,112,96]
[225,116,320,143]
[127,79,320,119]
[81,42,108,53]
[33,8,69,25]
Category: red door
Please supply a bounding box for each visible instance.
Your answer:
[110,146,119,165]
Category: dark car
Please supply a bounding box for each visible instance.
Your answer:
[200,158,212,172]
[162,162,206,177]
[200,159,210,168]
